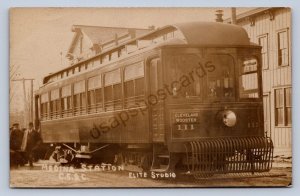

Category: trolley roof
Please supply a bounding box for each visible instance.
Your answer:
[42,22,251,85]
[172,21,250,46]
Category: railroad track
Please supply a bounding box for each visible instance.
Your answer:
[18,159,288,182]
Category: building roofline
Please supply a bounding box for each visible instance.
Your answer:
[66,25,152,57]
[224,7,286,23]
[71,24,150,32]
[66,30,82,57]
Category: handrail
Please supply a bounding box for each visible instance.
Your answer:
[87,103,103,114]
[40,95,146,121]
[124,95,145,108]
[104,99,122,111]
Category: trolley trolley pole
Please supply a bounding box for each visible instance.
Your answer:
[11,78,35,127]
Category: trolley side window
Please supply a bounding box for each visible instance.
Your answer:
[50,89,60,119]
[239,58,259,98]
[73,80,86,115]
[61,85,72,117]
[87,75,102,113]
[124,62,145,108]
[104,69,121,110]
[40,92,49,120]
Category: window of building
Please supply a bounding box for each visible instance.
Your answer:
[285,88,292,126]
[275,87,292,126]
[258,34,269,69]
[104,69,121,110]
[124,62,145,107]
[73,80,86,115]
[50,89,60,118]
[61,85,72,117]
[277,29,289,66]
[87,75,102,113]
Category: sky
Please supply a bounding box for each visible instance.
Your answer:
[10,8,252,84]
[9,7,250,112]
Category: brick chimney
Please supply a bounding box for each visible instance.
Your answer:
[215,10,224,22]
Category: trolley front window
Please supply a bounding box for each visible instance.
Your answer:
[239,58,260,99]
[167,53,235,101]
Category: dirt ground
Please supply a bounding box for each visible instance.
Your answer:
[10,161,292,188]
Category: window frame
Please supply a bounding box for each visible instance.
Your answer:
[277,28,289,67]
[206,53,236,101]
[166,52,236,101]
[104,68,122,110]
[40,92,49,120]
[50,89,60,119]
[61,84,72,117]
[123,62,145,108]
[257,33,269,70]
[87,75,103,113]
[274,86,292,127]
[73,80,86,115]
[238,55,261,100]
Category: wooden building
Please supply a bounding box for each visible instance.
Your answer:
[66,25,151,65]
[225,8,292,155]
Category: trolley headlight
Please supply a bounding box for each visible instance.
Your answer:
[222,110,237,127]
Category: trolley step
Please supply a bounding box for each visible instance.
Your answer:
[150,168,169,173]
[157,155,170,159]
[184,171,286,180]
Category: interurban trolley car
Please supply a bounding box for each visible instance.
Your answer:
[35,22,273,178]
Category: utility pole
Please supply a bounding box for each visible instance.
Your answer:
[22,78,27,126]
[11,78,35,127]
[231,7,237,24]
[60,51,63,67]
[31,79,33,123]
